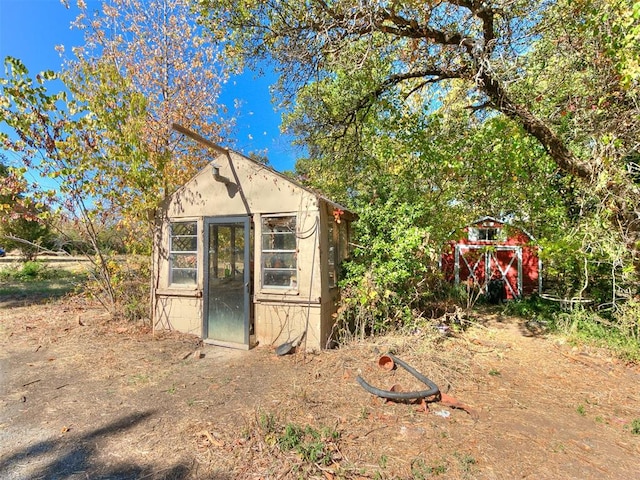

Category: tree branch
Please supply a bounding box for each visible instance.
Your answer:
[477,69,595,181]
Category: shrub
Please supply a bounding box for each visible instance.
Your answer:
[336,196,446,340]
[85,255,150,322]
[613,298,640,342]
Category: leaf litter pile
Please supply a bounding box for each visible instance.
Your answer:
[1,296,639,479]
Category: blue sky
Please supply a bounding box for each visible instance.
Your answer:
[0,0,299,172]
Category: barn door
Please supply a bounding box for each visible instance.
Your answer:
[454,246,487,287]
[455,245,522,299]
[203,217,251,349]
[486,247,522,299]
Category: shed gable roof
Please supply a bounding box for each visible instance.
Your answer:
[443,216,536,243]
[172,124,351,212]
[165,127,355,220]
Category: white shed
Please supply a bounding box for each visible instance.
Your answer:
[152,128,354,351]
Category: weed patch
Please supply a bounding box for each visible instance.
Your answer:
[276,422,340,465]
[228,410,352,477]
[628,418,640,435]
[0,261,81,282]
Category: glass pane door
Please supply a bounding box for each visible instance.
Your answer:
[204,217,250,346]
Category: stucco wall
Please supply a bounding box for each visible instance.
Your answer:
[154,295,203,336]
[166,152,319,219]
[254,302,323,351]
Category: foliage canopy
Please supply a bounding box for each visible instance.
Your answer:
[198,0,640,334]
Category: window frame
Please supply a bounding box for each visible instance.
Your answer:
[169,220,198,286]
[469,227,500,242]
[327,214,351,288]
[261,215,298,290]
[478,228,499,241]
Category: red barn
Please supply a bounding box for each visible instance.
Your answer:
[441,217,541,300]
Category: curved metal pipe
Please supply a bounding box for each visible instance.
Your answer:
[356,354,440,401]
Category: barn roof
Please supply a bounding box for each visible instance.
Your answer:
[470,215,504,225]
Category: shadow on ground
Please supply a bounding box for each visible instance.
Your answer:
[0,410,228,479]
[0,292,69,309]
[0,277,86,308]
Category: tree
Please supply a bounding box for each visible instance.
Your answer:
[510,0,640,302]
[0,157,23,218]
[1,0,231,317]
[292,68,572,243]
[0,158,54,260]
[66,0,231,231]
[62,0,233,321]
[1,213,55,261]
[198,0,640,269]
[1,57,125,305]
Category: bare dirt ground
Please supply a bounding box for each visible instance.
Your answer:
[1,294,639,479]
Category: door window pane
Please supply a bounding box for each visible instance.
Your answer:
[207,221,247,344]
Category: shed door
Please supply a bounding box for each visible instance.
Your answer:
[203,217,251,348]
[455,245,522,299]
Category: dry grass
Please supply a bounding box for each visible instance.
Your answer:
[1,297,639,479]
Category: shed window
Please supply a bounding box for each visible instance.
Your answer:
[328,222,337,287]
[170,221,197,285]
[469,227,499,242]
[262,216,297,288]
[328,220,348,288]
